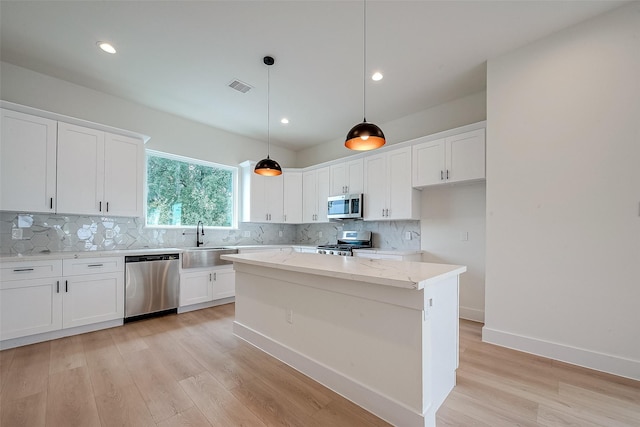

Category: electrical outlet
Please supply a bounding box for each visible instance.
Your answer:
[404,231,412,240]
[286,308,293,324]
[242,231,250,237]
[459,231,469,241]
[278,230,283,237]
[11,228,23,240]
[318,231,323,238]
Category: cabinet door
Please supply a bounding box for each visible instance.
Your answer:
[329,163,347,194]
[315,167,331,222]
[57,122,105,215]
[302,170,318,222]
[0,109,58,213]
[0,277,63,340]
[346,159,364,194]
[387,147,415,219]
[363,154,387,220]
[104,133,144,217]
[445,129,485,183]
[412,138,445,187]
[62,272,124,329]
[180,270,213,306]
[283,172,303,223]
[212,268,235,300]
[265,174,284,222]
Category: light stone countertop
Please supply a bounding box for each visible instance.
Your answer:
[222,250,466,290]
[352,248,423,256]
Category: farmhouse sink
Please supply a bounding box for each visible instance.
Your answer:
[182,247,238,269]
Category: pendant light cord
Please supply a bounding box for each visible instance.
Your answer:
[362,0,367,122]
[267,63,271,157]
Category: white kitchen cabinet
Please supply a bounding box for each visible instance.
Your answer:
[57,122,144,217]
[240,161,284,222]
[329,158,364,195]
[302,166,330,223]
[0,109,58,213]
[0,259,64,341]
[180,265,235,307]
[180,269,214,306]
[412,129,485,187]
[0,256,124,342]
[212,268,235,300]
[61,257,124,329]
[283,171,303,223]
[364,146,420,221]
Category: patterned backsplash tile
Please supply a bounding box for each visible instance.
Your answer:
[0,212,420,255]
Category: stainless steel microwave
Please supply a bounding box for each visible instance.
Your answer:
[327,194,363,219]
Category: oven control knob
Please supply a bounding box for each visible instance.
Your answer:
[317,250,325,254]
[329,250,334,255]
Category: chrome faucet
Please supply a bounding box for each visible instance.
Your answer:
[196,221,205,247]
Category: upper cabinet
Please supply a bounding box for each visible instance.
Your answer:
[364,146,420,221]
[412,129,485,188]
[0,104,147,217]
[56,122,144,217]
[283,171,303,224]
[329,158,364,195]
[240,162,305,224]
[302,167,330,223]
[0,109,58,213]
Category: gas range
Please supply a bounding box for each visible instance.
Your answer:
[316,231,372,256]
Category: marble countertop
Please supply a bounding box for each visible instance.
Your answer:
[222,250,466,290]
[352,248,423,256]
[0,245,318,262]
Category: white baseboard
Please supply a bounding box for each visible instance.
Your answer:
[482,326,640,381]
[0,319,123,350]
[177,297,235,314]
[234,321,433,427]
[459,306,484,322]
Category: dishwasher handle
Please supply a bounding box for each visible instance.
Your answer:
[125,254,179,263]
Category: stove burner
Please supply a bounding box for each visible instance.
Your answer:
[316,231,372,256]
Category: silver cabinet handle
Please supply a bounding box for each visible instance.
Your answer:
[87,264,103,268]
[56,281,60,293]
[386,209,390,217]
[99,201,102,212]
[13,268,34,272]
[209,273,212,282]
[440,170,444,180]
[50,197,54,209]
[106,202,109,212]
[284,214,287,222]
[214,272,217,281]
[65,280,68,292]
[446,170,449,180]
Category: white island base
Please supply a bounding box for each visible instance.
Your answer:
[222,251,466,427]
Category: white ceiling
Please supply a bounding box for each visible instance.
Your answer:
[0,1,628,151]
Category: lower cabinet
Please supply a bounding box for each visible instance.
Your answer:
[180,265,235,307]
[0,257,124,343]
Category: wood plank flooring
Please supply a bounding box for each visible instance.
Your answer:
[0,303,638,426]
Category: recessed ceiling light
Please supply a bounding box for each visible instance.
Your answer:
[372,72,383,81]
[97,41,116,54]
[281,118,289,124]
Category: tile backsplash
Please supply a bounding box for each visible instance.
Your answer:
[0,212,420,255]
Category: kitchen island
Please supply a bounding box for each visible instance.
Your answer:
[222,250,466,427]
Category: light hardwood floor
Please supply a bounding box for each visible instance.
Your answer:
[1,303,638,426]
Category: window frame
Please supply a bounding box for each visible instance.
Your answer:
[144,149,239,230]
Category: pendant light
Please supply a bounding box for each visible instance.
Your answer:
[255,55,282,176]
[345,0,385,151]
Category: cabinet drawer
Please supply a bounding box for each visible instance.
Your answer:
[63,256,124,276]
[0,259,63,282]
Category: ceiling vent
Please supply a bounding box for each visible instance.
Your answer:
[228,79,253,94]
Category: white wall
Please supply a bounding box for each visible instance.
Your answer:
[0,62,296,167]
[421,182,486,322]
[485,3,640,379]
[295,91,487,167]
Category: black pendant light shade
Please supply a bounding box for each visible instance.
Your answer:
[255,55,282,176]
[345,0,385,151]
[345,119,386,151]
[254,155,282,176]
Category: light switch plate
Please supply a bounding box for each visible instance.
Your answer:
[404,231,412,240]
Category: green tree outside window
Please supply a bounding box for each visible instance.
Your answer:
[146,151,236,227]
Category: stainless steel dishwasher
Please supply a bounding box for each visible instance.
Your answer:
[124,253,180,320]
